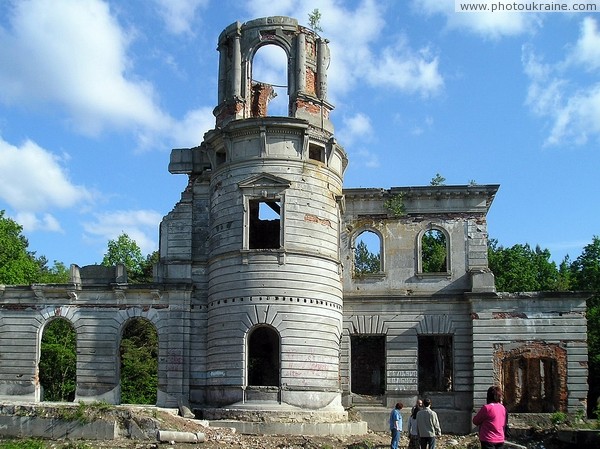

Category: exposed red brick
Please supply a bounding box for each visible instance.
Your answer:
[306,68,317,95]
[494,341,567,412]
[251,82,276,117]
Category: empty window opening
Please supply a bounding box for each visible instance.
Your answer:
[351,335,385,395]
[248,326,280,387]
[216,149,226,166]
[418,335,453,392]
[249,199,281,249]
[39,318,76,402]
[421,229,448,273]
[309,143,325,162]
[120,318,158,404]
[354,231,381,275]
[251,45,288,116]
[502,356,560,412]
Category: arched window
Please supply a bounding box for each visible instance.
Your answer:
[251,44,288,117]
[354,230,382,275]
[120,317,158,404]
[39,318,76,402]
[248,326,280,387]
[420,228,448,273]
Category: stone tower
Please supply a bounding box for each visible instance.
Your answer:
[161,17,348,412]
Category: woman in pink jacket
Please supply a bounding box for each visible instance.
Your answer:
[472,386,507,449]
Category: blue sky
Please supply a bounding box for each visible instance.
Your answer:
[0,0,599,268]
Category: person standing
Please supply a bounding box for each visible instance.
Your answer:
[416,398,441,449]
[472,385,507,449]
[411,398,424,416]
[408,399,422,449]
[389,402,404,449]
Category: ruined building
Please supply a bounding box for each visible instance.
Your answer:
[0,17,588,434]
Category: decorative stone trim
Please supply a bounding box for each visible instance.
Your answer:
[208,296,342,310]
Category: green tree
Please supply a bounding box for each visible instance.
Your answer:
[354,240,380,275]
[488,240,559,292]
[308,8,323,32]
[39,318,76,401]
[0,210,41,285]
[102,233,146,283]
[557,255,572,291]
[37,257,70,283]
[139,250,159,283]
[570,236,600,291]
[0,211,69,284]
[569,236,600,416]
[430,173,446,186]
[422,230,447,272]
[384,193,406,217]
[120,318,158,404]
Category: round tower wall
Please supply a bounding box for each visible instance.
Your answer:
[203,119,345,409]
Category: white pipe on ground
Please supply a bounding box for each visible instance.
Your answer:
[156,430,206,443]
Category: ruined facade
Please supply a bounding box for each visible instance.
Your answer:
[0,17,588,433]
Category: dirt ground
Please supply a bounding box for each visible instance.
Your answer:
[0,405,594,449]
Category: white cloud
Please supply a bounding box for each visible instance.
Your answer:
[338,113,374,143]
[152,0,208,35]
[354,148,380,169]
[0,0,212,149]
[0,137,92,216]
[0,0,168,134]
[242,0,443,98]
[364,37,443,96]
[569,16,600,71]
[336,113,379,168]
[414,0,541,38]
[83,209,163,255]
[15,212,63,233]
[170,107,215,148]
[523,18,600,146]
[411,116,434,136]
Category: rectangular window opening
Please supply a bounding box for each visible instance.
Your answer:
[309,144,325,163]
[249,199,281,249]
[216,150,226,166]
[350,335,386,396]
[418,335,453,392]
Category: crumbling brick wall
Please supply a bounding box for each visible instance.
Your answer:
[251,82,276,117]
[494,341,567,412]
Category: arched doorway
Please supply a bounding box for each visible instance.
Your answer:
[248,326,280,387]
[39,318,76,402]
[120,317,158,404]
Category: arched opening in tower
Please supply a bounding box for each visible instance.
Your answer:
[248,326,280,387]
[251,44,288,117]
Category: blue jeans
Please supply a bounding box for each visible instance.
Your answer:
[420,436,436,449]
[390,429,400,449]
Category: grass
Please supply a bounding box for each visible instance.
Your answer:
[0,440,46,449]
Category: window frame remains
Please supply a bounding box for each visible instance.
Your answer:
[238,173,291,252]
[418,334,454,393]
